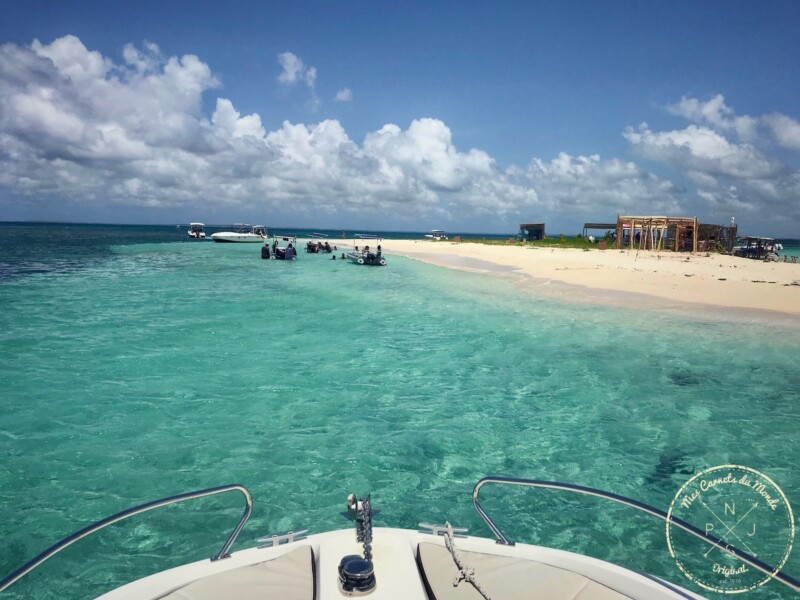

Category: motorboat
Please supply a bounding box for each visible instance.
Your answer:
[268,234,298,260]
[3,476,798,598]
[306,239,333,253]
[306,233,333,253]
[347,243,386,266]
[187,223,206,239]
[424,230,448,241]
[211,225,268,243]
[732,236,783,260]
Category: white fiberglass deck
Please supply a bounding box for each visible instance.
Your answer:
[97,528,703,600]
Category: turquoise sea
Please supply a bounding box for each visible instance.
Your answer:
[1,223,798,599]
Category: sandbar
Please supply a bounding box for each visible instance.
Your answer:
[376,239,800,320]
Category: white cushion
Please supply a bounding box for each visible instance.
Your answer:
[417,542,631,600]
[159,545,314,600]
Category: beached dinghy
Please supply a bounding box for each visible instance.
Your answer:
[3,476,798,599]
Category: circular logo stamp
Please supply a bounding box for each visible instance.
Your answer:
[667,465,795,593]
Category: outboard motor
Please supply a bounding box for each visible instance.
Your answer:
[338,493,376,595]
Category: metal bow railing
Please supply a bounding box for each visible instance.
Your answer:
[0,483,252,592]
[472,476,799,593]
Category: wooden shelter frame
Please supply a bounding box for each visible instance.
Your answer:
[615,216,698,252]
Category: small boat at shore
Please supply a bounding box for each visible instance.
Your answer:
[305,240,333,253]
[211,225,267,243]
[306,233,333,253]
[3,475,798,598]
[267,234,298,260]
[424,229,448,241]
[347,243,386,266]
[187,223,206,239]
[732,236,783,260]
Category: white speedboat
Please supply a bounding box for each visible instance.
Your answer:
[4,476,797,599]
[211,225,267,243]
[424,230,448,241]
[188,223,206,239]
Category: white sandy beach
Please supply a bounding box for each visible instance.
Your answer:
[357,239,800,318]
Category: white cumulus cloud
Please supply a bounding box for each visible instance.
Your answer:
[335,87,353,102]
[277,51,306,85]
[763,113,800,151]
[1,38,798,234]
[624,96,800,226]
[277,51,319,112]
[0,37,540,225]
[524,153,682,218]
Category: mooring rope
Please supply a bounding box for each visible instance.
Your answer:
[442,522,492,600]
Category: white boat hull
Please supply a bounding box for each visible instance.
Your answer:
[211,233,265,243]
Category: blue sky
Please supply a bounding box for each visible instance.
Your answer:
[1,0,799,235]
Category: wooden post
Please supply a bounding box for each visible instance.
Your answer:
[630,219,635,250]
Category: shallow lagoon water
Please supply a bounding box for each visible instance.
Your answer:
[0,225,798,598]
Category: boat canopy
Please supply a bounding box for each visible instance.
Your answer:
[738,236,777,242]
